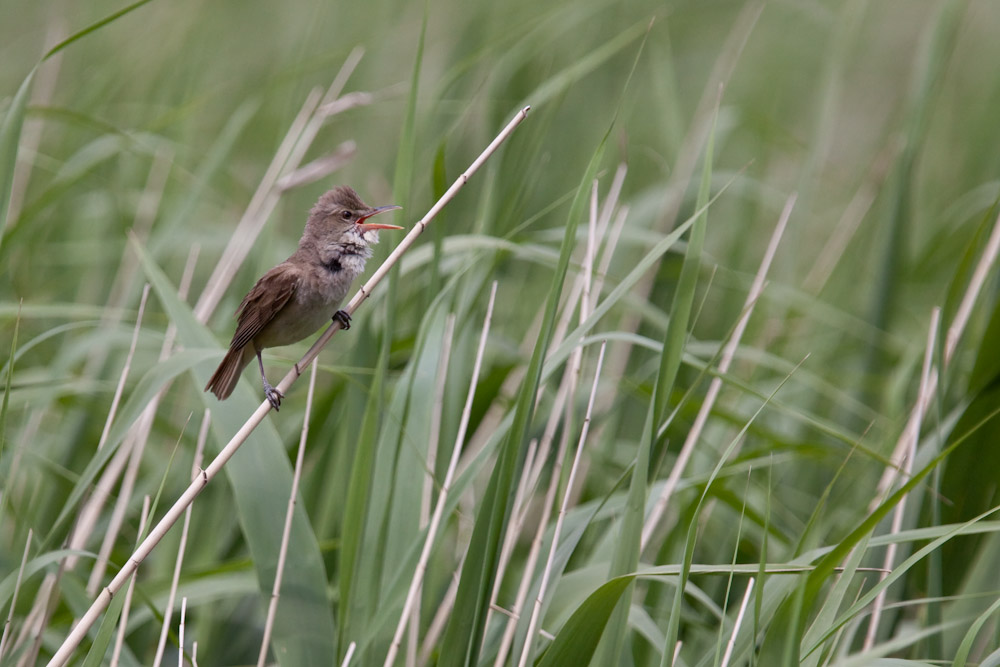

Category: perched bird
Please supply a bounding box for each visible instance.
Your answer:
[205,186,402,410]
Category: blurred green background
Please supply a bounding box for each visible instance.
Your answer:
[4,0,1000,664]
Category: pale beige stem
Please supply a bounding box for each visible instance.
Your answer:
[110,496,150,667]
[153,412,209,667]
[383,285,497,667]
[871,208,1000,506]
[484,438,538,641]
[462,166,624,470]
[82,146,172,381]
[6,18,66,226]
[641,193,795,551]
[20,284,151,664]
[97,284,150,451]
[0,528,32,659]
[178,597,187,667]
[858,209,1000,645]
[342,641,357,667]
[802,142,897,293]
[600,3,763,423]
[517,342,606,667]
[863,309,939,650]
[408,315,456,666]
[88,247,200,595]
[257,362,319,667]
[719,577,754,667]
[276,140,357,191]
[417,562,461,667]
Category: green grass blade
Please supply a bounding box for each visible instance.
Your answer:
[952,594,1000,667]
[0,70,35,253]
[42,0,156,61]
[595,403,653,665]
[0,302,19,470]
[80,575,128,667]
[337,348,386,660]
[535,576,634,667]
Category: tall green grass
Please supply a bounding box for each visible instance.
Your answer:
[3,0,1000,665]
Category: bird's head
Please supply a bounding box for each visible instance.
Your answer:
[311,185,403,245]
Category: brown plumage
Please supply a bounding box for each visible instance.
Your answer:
[205,186,402,410]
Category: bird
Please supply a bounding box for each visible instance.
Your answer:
[205,185,402,410]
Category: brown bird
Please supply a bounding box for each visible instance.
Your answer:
[205,186,402,410]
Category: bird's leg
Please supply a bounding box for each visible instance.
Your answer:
[333,310,352,330]
[257,349,283,411]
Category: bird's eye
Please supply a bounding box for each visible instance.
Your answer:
[341,210,353,220]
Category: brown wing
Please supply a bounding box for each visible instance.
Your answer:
[229,263,299,351]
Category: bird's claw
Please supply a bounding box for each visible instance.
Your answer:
[334,310,352,330]
[263,382,284,411]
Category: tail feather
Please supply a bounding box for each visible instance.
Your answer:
[205,346,253,400]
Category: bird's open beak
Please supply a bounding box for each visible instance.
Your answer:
[358,205,403,232]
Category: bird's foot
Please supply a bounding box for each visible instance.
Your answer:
[263,381,284,411]
[334,310,352,330]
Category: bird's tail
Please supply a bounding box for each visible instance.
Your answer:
[205,346,253,400]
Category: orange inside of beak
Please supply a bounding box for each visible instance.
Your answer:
[358,205,403,231]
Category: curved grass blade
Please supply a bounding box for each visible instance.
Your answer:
[0,72,35,252]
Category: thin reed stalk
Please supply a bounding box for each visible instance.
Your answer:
[110,496,150,667]
[0,529,32,660]
[641,193,795,550]
[383,284,497,667]
[257,362,318,667]
[153,411,209,667]
[517,341,606,667]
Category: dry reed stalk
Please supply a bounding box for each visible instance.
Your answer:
[341,641,357,667]
[862,308,939,650]
[640,193,795,551]
[82,146,172,381]
[88,246,200,594]
[384,284,497,667]
[516,341,606,667]
[482,437,538,648]
[0,529,32,659]
[719,577,754,667]
[257,361,319,667]
[15,285,150,666]
[178,597,187,667]
[871,207,1000,506]
[98,284,150,451]
[110,496,150,667]
[802,141,897,293]
[857,208,1000,645]
[153,411,209,667]
[417,560,461,667]
[408,314,457,666]
[483,173,623,630]
[5,18,66,227]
